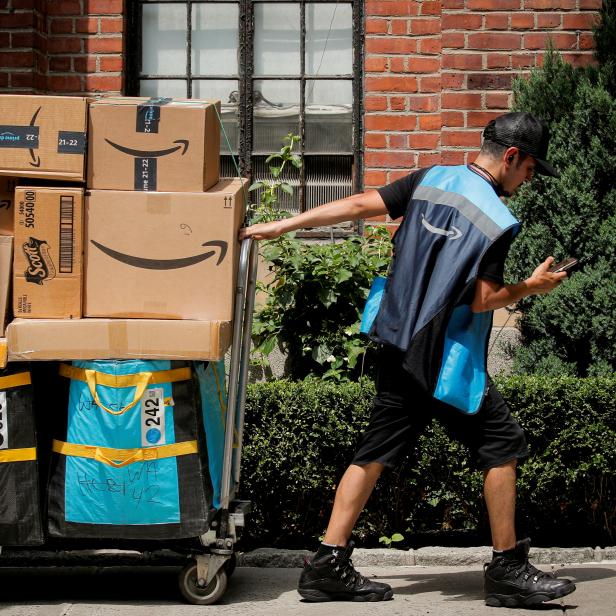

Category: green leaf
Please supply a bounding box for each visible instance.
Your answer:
[281,183,294,195]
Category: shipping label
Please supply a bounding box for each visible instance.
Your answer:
[57,131,86,154]
[141,387,166,447]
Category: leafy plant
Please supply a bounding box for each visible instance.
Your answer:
[378,533,405,548]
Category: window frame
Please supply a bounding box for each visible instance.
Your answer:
[126,0,364,227]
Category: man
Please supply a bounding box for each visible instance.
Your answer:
[239,112,577,608]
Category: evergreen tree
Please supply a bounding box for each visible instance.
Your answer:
[506,7,616,376]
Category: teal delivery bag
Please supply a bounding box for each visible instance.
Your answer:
[47,360,212,540]
[0,365,44,546]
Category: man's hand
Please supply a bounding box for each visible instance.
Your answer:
[239,221,285,241]
[526,256,568,295]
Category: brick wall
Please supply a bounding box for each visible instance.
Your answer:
[364,0,602,228]
[0,0,124,95]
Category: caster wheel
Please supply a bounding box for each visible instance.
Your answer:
[225,553,237,578]
[178,562,228,605]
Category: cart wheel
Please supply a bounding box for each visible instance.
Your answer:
[225,553,237,578]
[178,563,228,605]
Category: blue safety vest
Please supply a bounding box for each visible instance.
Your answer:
[368,165,520,414]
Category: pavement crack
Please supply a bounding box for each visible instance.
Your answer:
[59,603,74,616]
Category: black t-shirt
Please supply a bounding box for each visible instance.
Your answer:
[377,167,513,287]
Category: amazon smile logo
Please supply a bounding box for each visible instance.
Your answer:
[91,240,228,270]
[104,139,189,158]
[421,213,462,240]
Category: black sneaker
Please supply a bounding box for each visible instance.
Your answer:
[298,541,393,602]
[484,538,576,607]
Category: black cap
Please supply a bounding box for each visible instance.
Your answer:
[483,112,559,177]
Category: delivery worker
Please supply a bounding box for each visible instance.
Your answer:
[239,112,577,608]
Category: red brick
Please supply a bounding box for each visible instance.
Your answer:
[10,32,34,48]
[85,74,123,92]
[88,0,124,14]
[563,13,597,30]
[0,72,8,88]
[485,14,509,30]
[419,76,441,93]
[366,75,418,93]
[511,13,535,30]
[389,134,408,149]
[409,133,440,149]
[73,55,98,73]
[487,53,511,69]
[10,72,33,88]
[365,215,388,223]
[366,2,419,17]
[409,57,440,73]
[365,19,388,35]
[49,56,71,72]
[441,150,467,165]
[468,33,522,50]
[84,37,124,53]
[365,133,387,148]
[442,92,482,109]
[562,52,595,67]
[512,54,537,69]
[418,152,442,166]
[419,37,442,55]
[468,72,513,90]
[46,0,82,15]
[442,13,482,29]
[524,32,577,50]
[391,19,408,35]
[442,53,483,70]
[467,0,520,7]
[442,32,465,48]
[442,111,465,127]
[76,18,100,34]
[443,0,464,6]
[537,13,562,29]
[0,33,9,48]
[48,37,82,54]
[101,17,124,33]
[441,72,464,89]
[525,0,575,8]
[579,0,602,7]
[365,151,415,168]
[50,17,74,34]
[389,96,407,110]
[99,55,123,72]
[409,18,441,35]
[442,130,482,147]
[365,57,388,72]
[366,37,417,54]
[365,114,418,131]
[467,111,503,127]
[0,12,34,28]
[47,74,82,92]
[365,96,387,111]
[486,92,510,109]
[409,95,439,112]
[390,57,407,72]
[578,33,595,50]
[0,51,34,68]
[420,1,441,16]
[419,114,442,130]
[364,170,388,187]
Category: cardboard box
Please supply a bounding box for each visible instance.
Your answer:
[88,97,221,192]
[0,95,88,182]
[0,176,18,235]
[0,236,12,335]
[85,178,246,320]
[7,318,231,361]
[13,186,84,319]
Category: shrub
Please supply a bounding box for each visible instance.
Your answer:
[239,376,616,549]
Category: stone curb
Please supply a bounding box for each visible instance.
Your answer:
[237,546,616,568]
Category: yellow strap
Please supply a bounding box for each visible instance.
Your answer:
[52,439,197,468]
[0,447,37,463]
[0,372,32,390]
[59,364,190,416]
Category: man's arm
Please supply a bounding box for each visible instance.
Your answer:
[471,256,567,313]
[238,190,388,240]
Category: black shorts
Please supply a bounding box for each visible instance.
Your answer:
[352,347,529,471]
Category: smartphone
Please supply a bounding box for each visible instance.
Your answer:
[548,257,578,273]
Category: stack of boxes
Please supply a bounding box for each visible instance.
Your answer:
[0,95,247,365]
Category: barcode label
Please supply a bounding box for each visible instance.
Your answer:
[141,388,166,447]
[59,195,74,273]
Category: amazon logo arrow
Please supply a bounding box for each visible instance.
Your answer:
[104,139,189,158]
[91,239,227,270]
[421,213,462,240]
[29,107,41,167]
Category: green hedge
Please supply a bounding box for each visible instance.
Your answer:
[239,376,616,549]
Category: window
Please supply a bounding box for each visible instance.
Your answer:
[127,1,363,226]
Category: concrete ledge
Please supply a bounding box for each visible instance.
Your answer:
[238,546,616,568]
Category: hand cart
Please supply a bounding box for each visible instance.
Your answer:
[0,238,259,606]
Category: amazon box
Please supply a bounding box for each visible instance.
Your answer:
[7,318,231,361]
[0,236,12,335]
[13,186,84,319]
[0,95,88,182]
[85,178,246,320]
[0,176,18,235]
[88,97,221,192]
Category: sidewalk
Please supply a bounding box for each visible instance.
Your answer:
[0,548,614,615]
